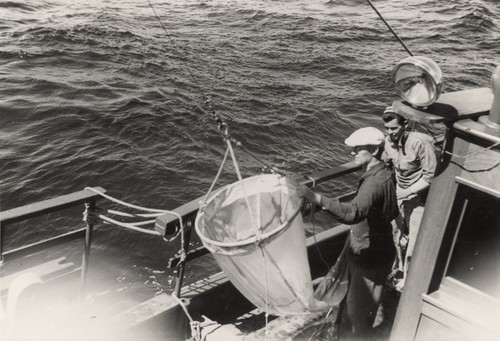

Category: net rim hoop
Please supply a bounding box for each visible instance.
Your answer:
[194,176,303,248]
[195,202,303,248]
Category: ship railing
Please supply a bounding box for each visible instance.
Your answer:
[162,134,445,296]
[160,161,363,296]
[0,133,443,299]
[0,162,363,301]
[0,187,105,301]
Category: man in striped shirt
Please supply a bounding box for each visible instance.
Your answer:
[382,106,437,292]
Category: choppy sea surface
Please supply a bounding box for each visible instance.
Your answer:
[1,0,499,310]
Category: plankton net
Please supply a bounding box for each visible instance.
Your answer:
[195,173,315,316]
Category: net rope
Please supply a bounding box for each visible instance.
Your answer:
[83,187,184,242]
[199,138,274,335]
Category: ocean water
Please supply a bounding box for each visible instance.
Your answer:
[1,0,499,306]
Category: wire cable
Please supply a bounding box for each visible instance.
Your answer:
[146,0,280,174]
[366,0,414,56]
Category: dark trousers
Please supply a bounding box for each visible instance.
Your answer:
[337,257,393,340]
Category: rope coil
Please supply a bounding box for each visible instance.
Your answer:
[83,187,184,241]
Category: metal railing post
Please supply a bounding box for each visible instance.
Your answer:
[174,220,192,297]
[80,200,95,304]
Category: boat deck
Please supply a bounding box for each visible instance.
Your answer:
[180,269,401,340]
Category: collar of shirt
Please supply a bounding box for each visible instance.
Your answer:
[361,160,385,180]
[388,130,409,150]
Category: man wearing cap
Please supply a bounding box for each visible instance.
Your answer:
[296,127,398,340]
[381,106,437,292]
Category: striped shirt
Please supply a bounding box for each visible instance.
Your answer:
[383,131,437,189]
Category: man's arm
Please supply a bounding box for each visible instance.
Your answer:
[397,177,430,200]
[417,138,437,184]
[299,181,377,224]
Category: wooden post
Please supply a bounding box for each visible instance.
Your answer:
[479,65,500,129]
[174,220,192,298]
[488,65,500,125]
[80,201,95,304]
[0,221,3,264]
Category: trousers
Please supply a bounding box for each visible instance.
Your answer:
[337,256,393,340]
[393,194,425,271]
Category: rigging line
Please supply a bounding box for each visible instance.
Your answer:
[310,202,330,274]
[146,0,228,134]
[147,0,279,173]
[146,0,209,104]
[99,214,161,235]
[366,0,414,57]
[182,127,278,172]
[445,141,500,159]
[238,144,281,173]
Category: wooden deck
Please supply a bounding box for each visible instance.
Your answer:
[175,221,401,340]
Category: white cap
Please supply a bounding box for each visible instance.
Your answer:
[344,127,385,147]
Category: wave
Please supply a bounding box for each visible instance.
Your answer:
[1,0,499,287]
[0,1,36,11]
[452,4,497,32]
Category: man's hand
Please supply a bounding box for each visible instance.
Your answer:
[297,185,321,205]
[396,185,413,200]
[286,176,321,205]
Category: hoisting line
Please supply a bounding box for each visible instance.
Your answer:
[147,2,269,329]
[366,0,414,57]
[146,0,280,174]
[145,2,318,333]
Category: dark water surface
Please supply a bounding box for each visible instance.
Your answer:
[1,0,499,305]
